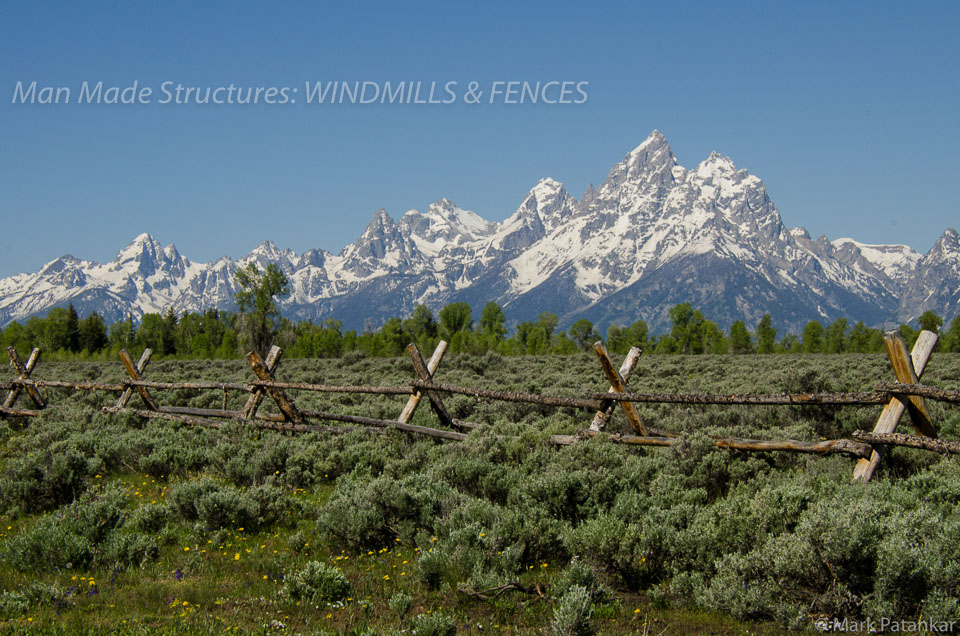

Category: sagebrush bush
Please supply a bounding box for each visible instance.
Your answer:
[553,560,607,604]
[410,612,457,636]
[388,591,413,616]
[282,560,350,604]
[318,472,454,548]
[4,485,134,573]
[0,447,90,515]
[126,502,171,533]
[0,582,69,619]
[551,585,594,636]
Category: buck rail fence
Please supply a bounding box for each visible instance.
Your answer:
[2,329,959,483]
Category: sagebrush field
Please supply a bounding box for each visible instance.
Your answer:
[1,352,959,634]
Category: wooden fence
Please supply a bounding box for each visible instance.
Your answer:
[2,329,959,483]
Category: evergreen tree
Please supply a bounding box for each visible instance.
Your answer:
[825,318,848,353]
[802,320,825,353]
[66,303,81,352]
[669,303,707,354]
[755,314,777,354]
[943,316,960,352]
[729,320,753,354]
[78,312,108,353]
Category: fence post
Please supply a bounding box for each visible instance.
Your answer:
[241,346,282,419]
[119,349,159,411]
[397,341,448,424]
[593,342,647,435]
[590,346,642,432]
[852,330,937,482]
[116,349,153,408]
[4,347,44,409]
[245,347,304,425]
[405,342,456,430]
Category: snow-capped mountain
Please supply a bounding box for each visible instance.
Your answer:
[1,130,957,333]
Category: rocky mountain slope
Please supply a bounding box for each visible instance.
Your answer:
[1,131,956,333]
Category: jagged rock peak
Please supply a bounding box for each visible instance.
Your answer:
[115,233,163,262]
[926,227,960,258]
[363,208,397,234]
[602,129,679,190]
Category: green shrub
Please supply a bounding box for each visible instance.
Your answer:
[410,612,457,636]
[0,447,90,514]
[551,585,593,636]
[167,478,220,520]
[417,548,448,591]
[388,591,413,616]
[0,582,69,619]
[282,561,350,604]
[195,488,259,530]
[318,473,453,548]
[101,532,160,569]
[126,502,171,533]
[553,560,607,603]
[5,485,127,572]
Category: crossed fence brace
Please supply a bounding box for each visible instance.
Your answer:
[0,329,952,482]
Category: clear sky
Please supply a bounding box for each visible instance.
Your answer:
[1,1,957,278]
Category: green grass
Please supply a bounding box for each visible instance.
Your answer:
[1,352,958,633]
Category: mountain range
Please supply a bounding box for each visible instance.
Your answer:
[1,130,957,333]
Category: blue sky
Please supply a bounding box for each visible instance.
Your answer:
[1,1,957,278]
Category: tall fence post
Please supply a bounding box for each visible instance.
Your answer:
[590,346,642,432]
[119,349,159,411]
[852,330,938,482]
[593,342,647,435]
[116,348,153,408]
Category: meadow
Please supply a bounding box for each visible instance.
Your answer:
[1,351,958,634]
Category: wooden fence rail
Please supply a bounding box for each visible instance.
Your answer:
[2,330,958,482]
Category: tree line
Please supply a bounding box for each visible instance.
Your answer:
[4,301,959,361]
[1,263,959,360]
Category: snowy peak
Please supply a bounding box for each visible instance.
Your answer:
[1,130,958,333]
[605,129,678,186]
[925,227,960,261]
[831,238,921,288]
[242,240,299,271]
[339,208,421,273]
[111,233,189,278]
[400,198,495,256]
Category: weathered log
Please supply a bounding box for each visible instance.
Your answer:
[159,405,283,422]
[551,429,872,457]
[116,349,152,408]
[242,346,281,418]
[587,389,889,406]
[593,342,647,435]
[853,330,938,482]
[412,380,603,411]
[245,348,304,425]
[103,406,364,434]
[119,349,158,411]
[590,346,642,432]
[0,405,44,417]
[875,383,960,405]
[853,430,960,455]
[398,341,447,423]
[5,347,45,409]
[2,379,127,392]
